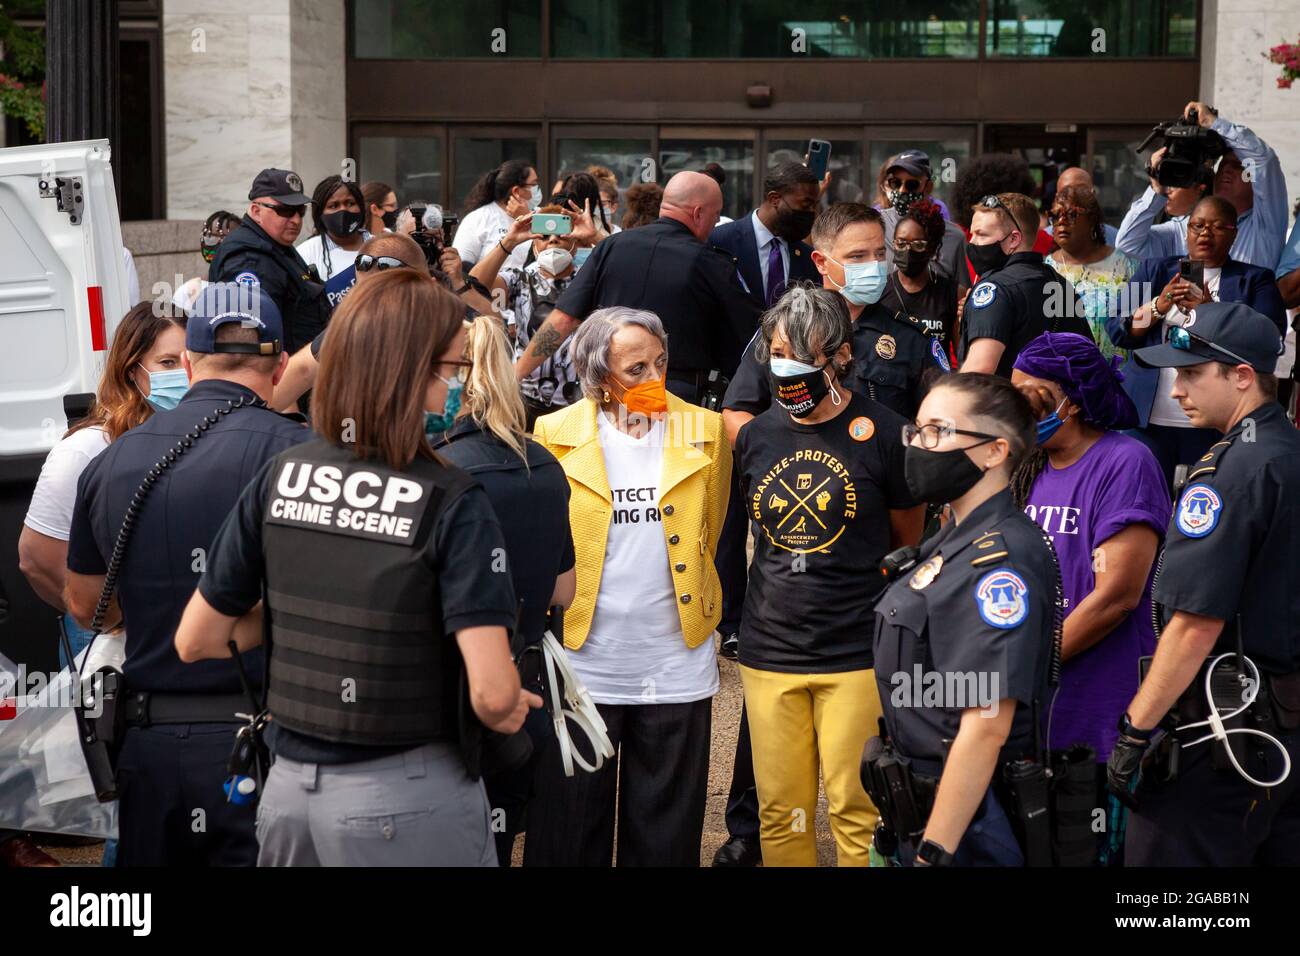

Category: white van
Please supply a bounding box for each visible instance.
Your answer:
[0,139,130,670]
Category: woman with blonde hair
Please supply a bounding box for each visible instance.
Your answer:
[435,315,576,864]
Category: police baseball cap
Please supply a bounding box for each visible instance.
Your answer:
[248,168,309,206]
[186,282,284,355]
[885,149,932,179]
[1134,301,1282,374]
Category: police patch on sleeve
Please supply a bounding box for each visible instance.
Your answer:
[971,282,997,310]
[265,459,435,546]
[1175,483,1222,538]
[234,271,260,287]
[975,568,1028,629]
[930,338,951,372]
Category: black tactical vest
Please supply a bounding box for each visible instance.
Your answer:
[259,439,470,746]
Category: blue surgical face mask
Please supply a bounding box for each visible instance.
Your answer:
[1036,397,1071,445]
[769,357,820,378]
[828,258,887,306]
[424,375,463,440]
[143,367,189,411]
[573,247,593,271]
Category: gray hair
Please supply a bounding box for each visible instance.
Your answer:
[571,307,669,401]
[755,282,853,378]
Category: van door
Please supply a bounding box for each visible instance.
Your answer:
[0,138,129,458]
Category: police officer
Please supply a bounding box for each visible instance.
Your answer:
[1106,301,1300,866]
[210,168,331,355]
[64,284,307,867]
[174,271,536,866]
[514,170,760,403]
[959,192,1092,378]
[869,373,1056,866]
[712,202,945,868]
[724,204,944,431]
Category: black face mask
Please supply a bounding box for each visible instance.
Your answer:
[904,444,990,503]
[776,202,817,243]
[322,209,364,239]
[381,209,399,230]
[770,365,832,418]
[966,238,1011,277]
[893,247,932,278]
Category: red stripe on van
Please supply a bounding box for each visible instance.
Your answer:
[88,286,106,351]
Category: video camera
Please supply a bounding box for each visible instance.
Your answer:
[1135,107,1226,189]
[406,202,459,268]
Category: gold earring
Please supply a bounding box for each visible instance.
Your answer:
[602,389,610,403]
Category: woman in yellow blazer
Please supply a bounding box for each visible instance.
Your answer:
[525,306,731,867]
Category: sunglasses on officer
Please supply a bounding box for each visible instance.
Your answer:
[1167,326,1252,366]
[977,194,1025,238]
[253,201,306,220]
[356,254,416,273]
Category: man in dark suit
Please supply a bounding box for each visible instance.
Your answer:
[1108,195,1287,486]
[515,171,760,401]
[710,162,822,309]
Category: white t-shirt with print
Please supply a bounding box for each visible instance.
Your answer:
[572,413,719,706]
[453,202,530,271]
[1149,267,1221,427]
[296,233,363,282]
[24,426,110,540]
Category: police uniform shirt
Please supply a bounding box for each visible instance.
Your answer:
[197,438,518,763]
[1153,400,1300,674]
[958,251,1093,378]
[554,217,761,380]
[721,302,946,421]
[735,391,914,673]
[436,417,576,645]
[873,489,1056,771]
[66,380,310,694]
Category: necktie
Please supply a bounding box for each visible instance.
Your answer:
[765,238,786,307]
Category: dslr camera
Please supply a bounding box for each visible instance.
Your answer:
[1135,107,1226,189]
[406,202,460,267]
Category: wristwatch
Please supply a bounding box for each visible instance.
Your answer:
[916,838,955,867]
[1118,712,1155,742]
[454,281,472,295]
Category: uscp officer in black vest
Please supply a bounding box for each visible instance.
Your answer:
[176,271,537,866]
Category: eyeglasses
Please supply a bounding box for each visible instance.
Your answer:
[1187,220,1237,237]
[437,359,473,384]
[253,201,306,220]
[892,238,930,253]
[1047,207,1086,225]
[1167,326,1252,366]
[356,254,415,273]
[886,176,922,192]
[902,422,1001,450]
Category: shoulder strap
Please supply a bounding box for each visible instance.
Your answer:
[1185,437,1235,484]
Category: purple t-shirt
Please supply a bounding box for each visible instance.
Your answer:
[1023,431,1171,761]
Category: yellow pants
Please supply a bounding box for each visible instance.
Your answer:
[739,665,882,867]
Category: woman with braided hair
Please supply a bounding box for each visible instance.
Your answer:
[1009,332,1170,775]
[880,197,960,360]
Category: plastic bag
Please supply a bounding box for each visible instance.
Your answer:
[0,637,122,839]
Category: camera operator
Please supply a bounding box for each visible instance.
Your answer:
[403,202,496,318]
[1117,102,1287,271]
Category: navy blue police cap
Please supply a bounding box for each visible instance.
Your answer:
[1134,301,1282,374]
[186,282,284,355]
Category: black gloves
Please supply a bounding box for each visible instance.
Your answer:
[1106,715,1154,809]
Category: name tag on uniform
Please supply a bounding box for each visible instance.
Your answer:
[266,459,434,546]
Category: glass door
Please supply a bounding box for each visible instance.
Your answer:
[1086,126,1157,227]
[760,128,867,210]
[448,126,541,213]
[657,127,756,222]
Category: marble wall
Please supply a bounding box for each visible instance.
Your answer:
[1201,0,1300,228]
[162,0,346,220]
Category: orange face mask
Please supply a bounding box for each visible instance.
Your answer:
[614,377,669,415]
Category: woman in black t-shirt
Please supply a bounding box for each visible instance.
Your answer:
[880,199,959,366]
[734,285,925,867]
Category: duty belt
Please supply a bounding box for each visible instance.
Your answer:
[123,691,248,727]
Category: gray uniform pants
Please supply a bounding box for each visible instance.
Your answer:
[256,742,497,867]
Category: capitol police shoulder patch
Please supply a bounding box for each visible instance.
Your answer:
[1176,483,1222,538]
[930,338,951,372]
[974,568,1029,629]
[234,271,260,287]
[971,282,997,310]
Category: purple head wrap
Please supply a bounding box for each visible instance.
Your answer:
[1012,332,1139,430]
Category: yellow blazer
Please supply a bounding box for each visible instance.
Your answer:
[534,393,732,651]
